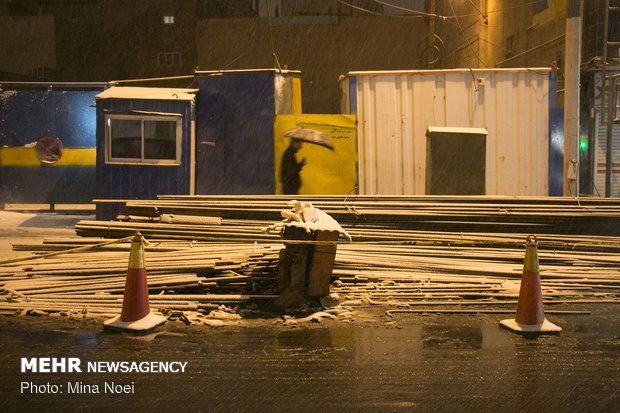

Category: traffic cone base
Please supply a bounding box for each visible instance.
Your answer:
[104,312,166,333]
[500,317,562,334]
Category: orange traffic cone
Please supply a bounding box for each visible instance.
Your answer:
[500,235,561,334]
[104,231,166,332]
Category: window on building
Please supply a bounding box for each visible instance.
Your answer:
[157,52,182,67]
[106,115,181,165]
[532,0,548,14]
[291,0,308,9]
[163,15,175,24]
[505,34,516,59]
[29,67,53,80]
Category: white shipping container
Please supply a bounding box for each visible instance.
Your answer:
[592,71,620,197]
[340,68,554,196]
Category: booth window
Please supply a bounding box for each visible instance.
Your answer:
[106,114,181,165]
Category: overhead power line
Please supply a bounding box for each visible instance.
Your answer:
[336,0,390,17]
[337,0,555,20]
[447,0,488,67]
[372,0,439,17]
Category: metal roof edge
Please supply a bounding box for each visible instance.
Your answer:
[0,81,109,89]
[96,86,198,101]
[343,68,554,77]
[426,126,489,135]
[582,64,620,73]
[109,75,195,85]
[195,68,302,75]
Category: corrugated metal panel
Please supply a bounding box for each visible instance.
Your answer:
[0,83,105,147]
[195,72,278,195]
[594,119,620,197]
[592,71,620,197]
[346,69,552,196]
[0,83,106,204]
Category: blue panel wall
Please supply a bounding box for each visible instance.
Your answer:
[0,83,105,204]
[195,72,276,194]
[95,97,194,217]
[0,165,96,204]
[349,76,358,114]
[547,71,563,196]
[549,108,564,196]
[0,84,103,147]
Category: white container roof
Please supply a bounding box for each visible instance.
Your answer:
[96,86,198,101]
[343,67,553,78]
[195,68,301,75]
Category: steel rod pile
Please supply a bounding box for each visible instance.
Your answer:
[0,241,282,316]
[331,243,620,311]
[80,195,620,241]
[2,195,620,318]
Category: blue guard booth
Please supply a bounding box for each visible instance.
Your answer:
[95,69,301,219]
[0,82,107,208]
[95,86,198,219]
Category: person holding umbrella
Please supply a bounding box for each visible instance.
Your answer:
[280,138,306,195]
[280,127,334,195]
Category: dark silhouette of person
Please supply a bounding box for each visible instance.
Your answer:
[280,138,306,195]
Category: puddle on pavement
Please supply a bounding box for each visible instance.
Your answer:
[1,309,619,412]
[421,325,483,349]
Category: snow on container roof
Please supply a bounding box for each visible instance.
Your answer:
[96,86,198,101]
[195,68,301,75]
[343,67,553,77]
[0,81,108,89]
[426,126,488,135]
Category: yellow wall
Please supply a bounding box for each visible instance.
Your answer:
[274,114,357,195]
[0,148,96,167]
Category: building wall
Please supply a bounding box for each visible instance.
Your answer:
[196,16,427,113]
[1,0,199,82]
[0,15,56,79]
[486,0,566,69]
[99,0,198,80]
[433,0,490,70]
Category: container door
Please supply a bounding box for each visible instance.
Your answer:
[425,131,486,195]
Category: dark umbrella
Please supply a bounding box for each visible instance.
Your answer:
[282,128,334,150]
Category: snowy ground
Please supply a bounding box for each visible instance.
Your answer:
[0,206,93,259]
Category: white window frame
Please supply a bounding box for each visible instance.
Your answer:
[105,113,182,166]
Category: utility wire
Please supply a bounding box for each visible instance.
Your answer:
[337,0,387,17]
[466,0,487,21]
[342,0,554,20]
[372,0,438,17]
[447,0,488,68]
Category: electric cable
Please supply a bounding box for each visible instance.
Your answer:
[447,0,488,67]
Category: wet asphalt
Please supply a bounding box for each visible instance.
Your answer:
[1,306,618,413]
[1,210,618,412]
